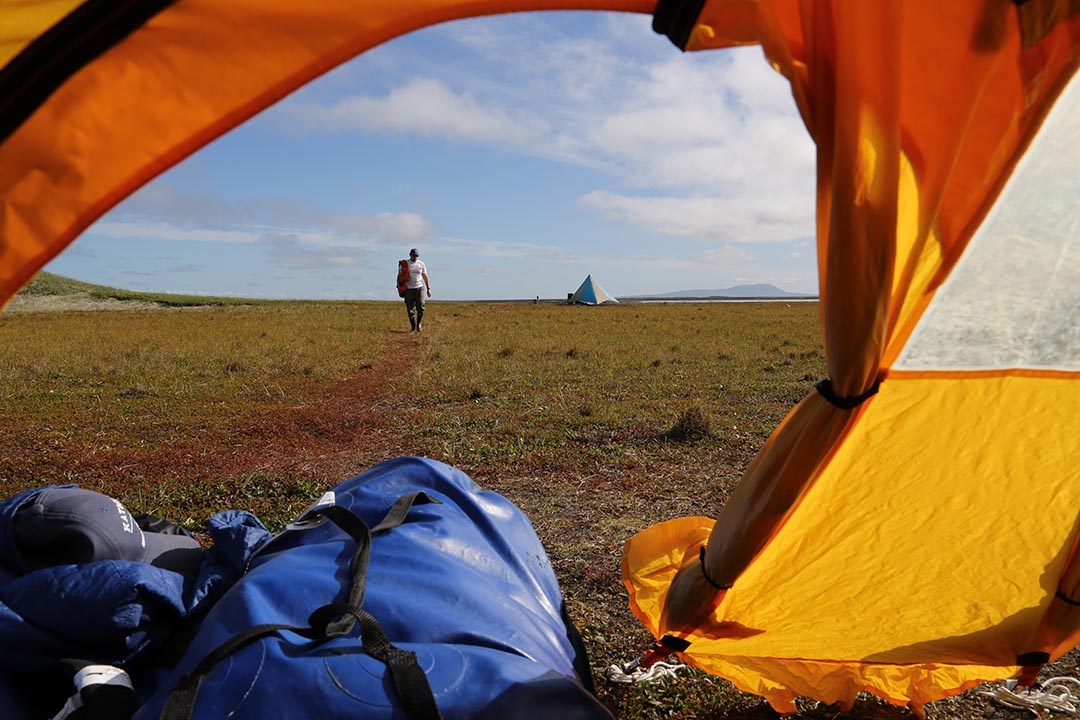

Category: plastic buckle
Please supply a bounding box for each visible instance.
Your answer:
[286,491,337,530]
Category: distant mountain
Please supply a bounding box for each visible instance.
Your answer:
[633,284,816,299]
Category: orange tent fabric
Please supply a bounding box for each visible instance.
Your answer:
[2,0,1079,715]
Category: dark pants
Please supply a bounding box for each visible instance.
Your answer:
[404,288,425,330]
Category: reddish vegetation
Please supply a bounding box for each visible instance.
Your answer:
[213,343,416,482]
[0,334,420,520]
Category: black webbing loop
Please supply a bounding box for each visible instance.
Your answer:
[658,635,692,653]
[699,546,731,590]
[308,603,365,637]
[1017,651,1051,666]
[160,491,442,720]
[373,491,440,533]
[357,607,442,720]
[318,504,377,635]
[652,0,708,50]
[1056,589,1080,607]
[310,493,441,637]
[814,377,881,410]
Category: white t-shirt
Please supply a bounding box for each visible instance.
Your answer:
[406,259,427,289]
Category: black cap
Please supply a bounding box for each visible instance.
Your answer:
[409,248,419,257]
[12,487,204,575]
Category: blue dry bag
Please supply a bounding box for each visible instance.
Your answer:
[137,456,611,719]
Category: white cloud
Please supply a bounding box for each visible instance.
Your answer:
[431,15,631,106]
[603,246,759,271]
[579,190,812,244]
[373,212,433,240]
[574,53,813,193]
[428,235,585,263]
[70,13,819,299]
[99,187,437,250]
[285,77,545,145]
[92,221,261,244]
[260,234,368,269]
[282,19,802,148]
[121,184,244,226]
[92,199,518,281]
[304,210,435,241]
[280,15,815,209]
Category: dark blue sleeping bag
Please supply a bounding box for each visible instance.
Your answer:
[136,456,611,719]
[0,488,270,719]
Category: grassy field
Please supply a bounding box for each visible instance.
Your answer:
[0,279,1065,719]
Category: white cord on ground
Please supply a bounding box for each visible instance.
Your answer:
[605,658,688,684]
[979,677,1080,717]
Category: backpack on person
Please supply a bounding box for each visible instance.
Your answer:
[396,259,409,297]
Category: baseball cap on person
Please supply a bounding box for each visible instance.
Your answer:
[409,248,419,257]
[12,486,205,575]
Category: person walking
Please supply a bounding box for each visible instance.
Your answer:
[403,248,431,333]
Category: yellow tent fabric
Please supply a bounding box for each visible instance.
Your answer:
[1,0,1078,716]
[626,0,1080,715]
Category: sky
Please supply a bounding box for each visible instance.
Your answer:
[45,11,818,302]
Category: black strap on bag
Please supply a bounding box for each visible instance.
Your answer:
[160,492,443,720]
